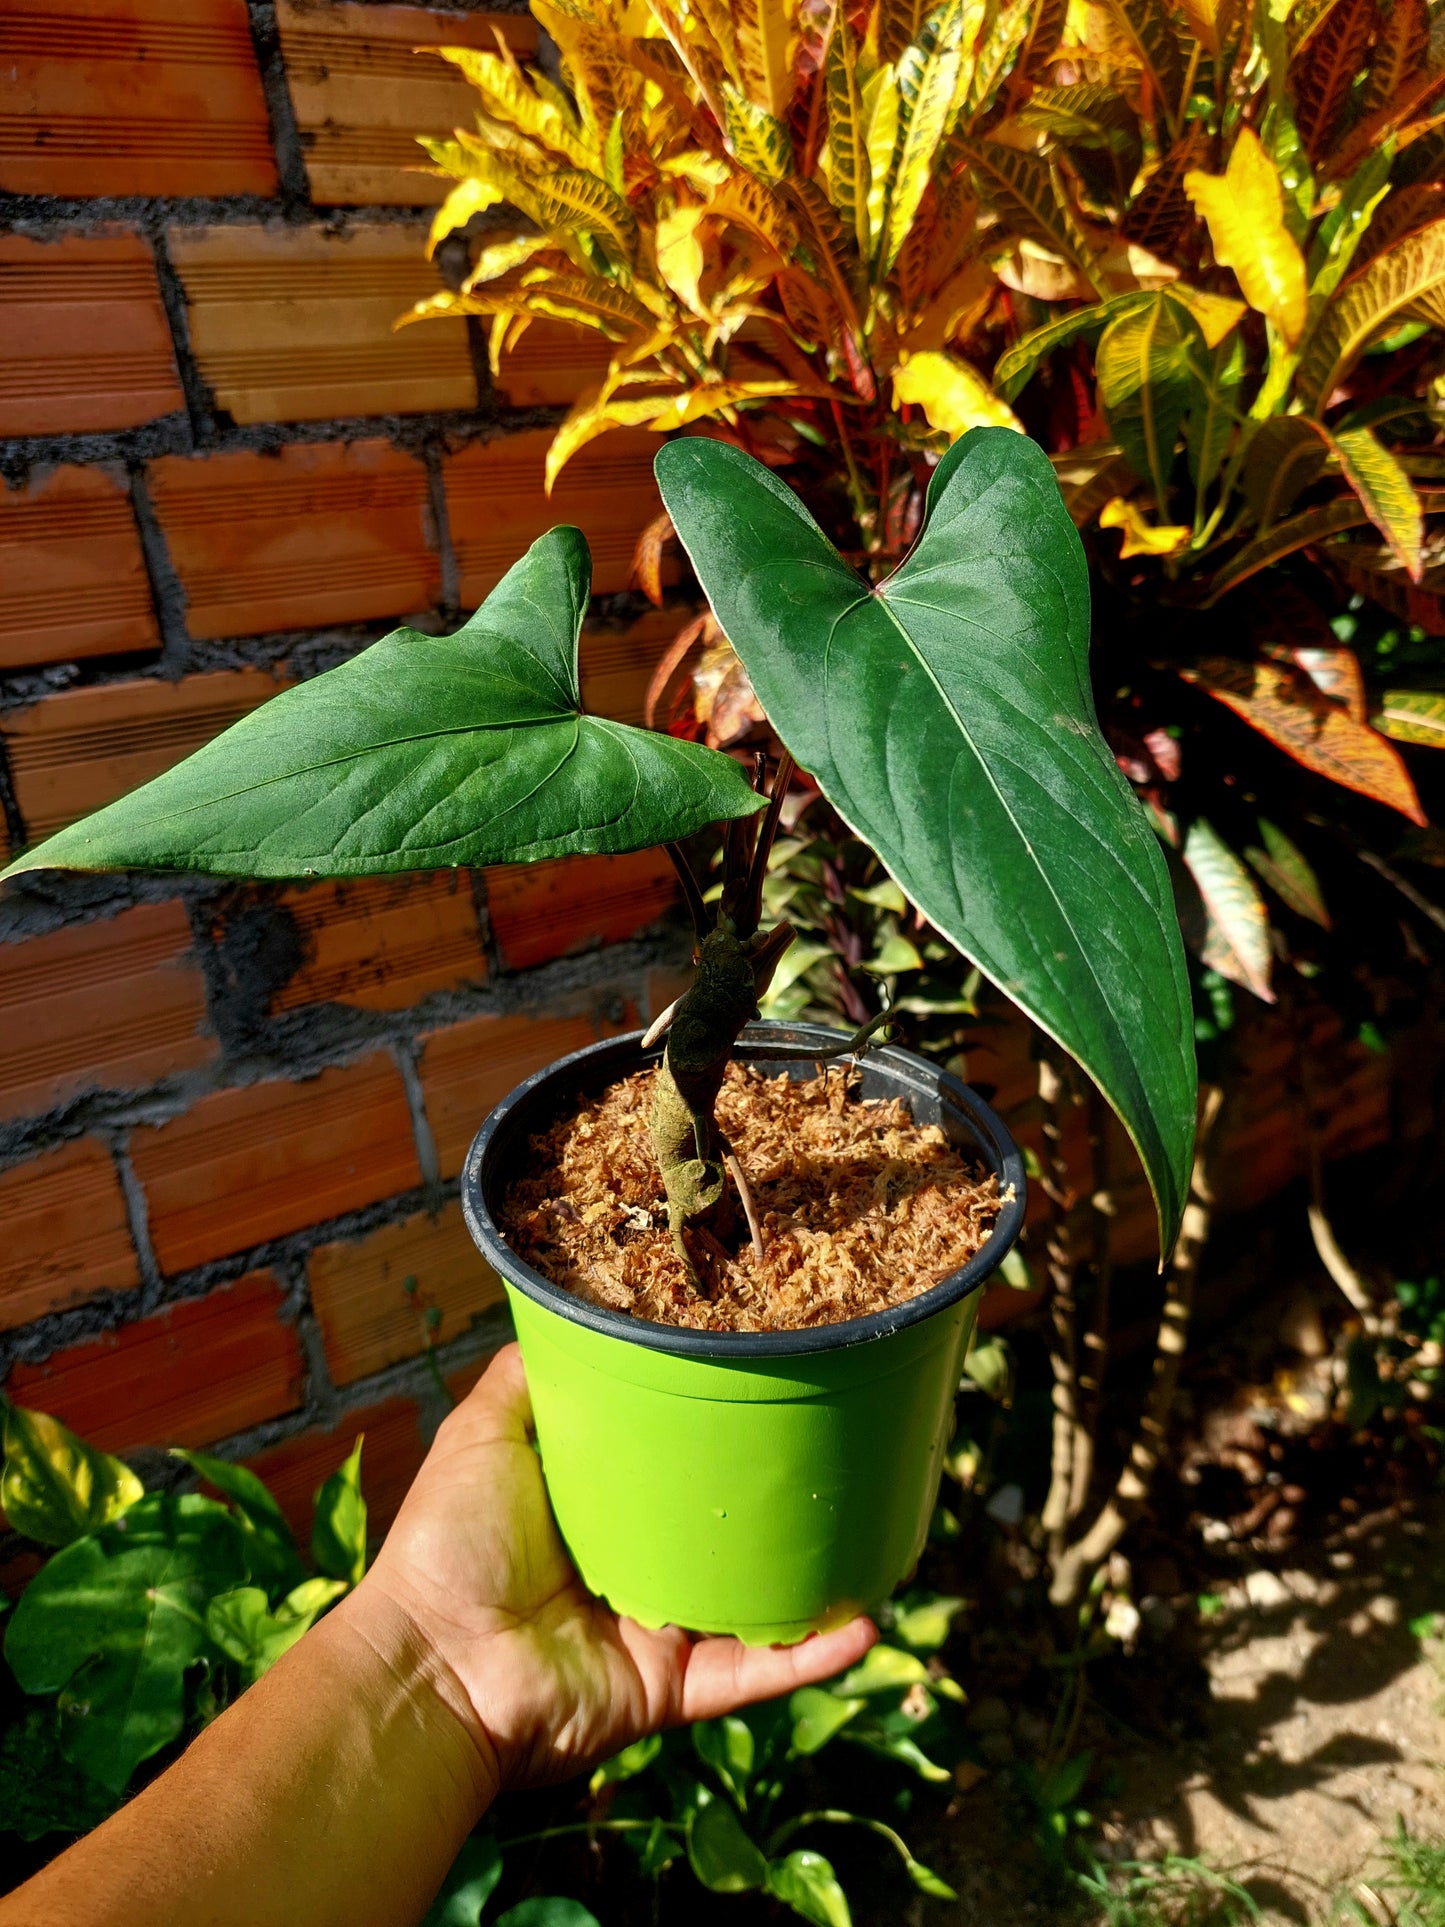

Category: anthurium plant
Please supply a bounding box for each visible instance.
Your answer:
[410,0,1445,1012]
[2,431,1194,1264]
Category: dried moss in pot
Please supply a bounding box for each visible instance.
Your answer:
[500,1061,1001,1333]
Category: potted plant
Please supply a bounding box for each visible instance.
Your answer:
[1,429,1193,1643]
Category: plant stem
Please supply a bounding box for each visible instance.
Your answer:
[830,399,874,548]
[505,1820,685,1848]
[1048,1085,1224,1607]
[766,1808,918,1869]
[1039,1052,1084,1555]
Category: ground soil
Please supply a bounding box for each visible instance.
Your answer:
[499,1061,1001,1332]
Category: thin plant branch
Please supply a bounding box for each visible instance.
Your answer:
[724,1148,766,1264]
[1049,1085,1225,1608]
[737,749,796,937]
[664,840,710,944]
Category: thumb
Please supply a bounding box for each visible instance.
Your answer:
[677,1616,877,1725]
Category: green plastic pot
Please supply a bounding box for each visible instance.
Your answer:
[461,1021,1025,1645]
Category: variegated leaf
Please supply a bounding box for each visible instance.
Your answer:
[1181,656,1427,823]
[1099,496,1192,555]
[994,290,1152,399]
[1296,218,1445,410]
[1375,688,1445,744]
[1096,291,1201,504]
[826,8,872,260]
[1101,0,1187,131]
[1246,819,1331,926]
[1360,0,1431,123]
[1293,0,1377,161]
[884,0,967,271]
[1326,425,1425,578]
[722,83,794,182]
[1241,416,1330,526]
[1185,332,1246,494]
[1183,818,1275,1002]
[1206,498,1373,599]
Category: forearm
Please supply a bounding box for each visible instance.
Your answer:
[0,1583,496,1927]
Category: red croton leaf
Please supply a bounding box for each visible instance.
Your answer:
[1181,655,1427,824]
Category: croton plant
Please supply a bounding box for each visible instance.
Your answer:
[409,0,1445,1023]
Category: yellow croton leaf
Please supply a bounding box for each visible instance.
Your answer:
[1184,129,1308,346]
[425,175,505,257]
[891,350,1022,437]
[655,204,709,314]
[1099,496,1192,557]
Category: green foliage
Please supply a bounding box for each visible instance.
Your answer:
[311,1437,368,1587]
[0,1400,144,1548]
[4,1493,248,1791]
[0,528,763,886]
[421,1832,504,1926]
[1076,1853,1261,1926]
[1,1413,366,1821]
[1336,1822,1445,1927]
[658,429,1196,1251]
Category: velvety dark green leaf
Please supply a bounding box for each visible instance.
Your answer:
[0,528,763,885]
[311,1437,367,1586]
[1,1402,143,1548]
[657,431,1196,1252]
[766,1849,852,1927]
[421,1831,504,1927]
[687,1797,769,1891]
[172,1447,305,1593]
[3,1494,245,1791]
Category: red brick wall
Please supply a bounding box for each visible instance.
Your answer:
[0,0,681,1537]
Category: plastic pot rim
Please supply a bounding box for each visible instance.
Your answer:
[461,1019,1028,1362]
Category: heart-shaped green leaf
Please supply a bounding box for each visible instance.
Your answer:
[0,527,763,884]
[4,1494,246,1791]
[656,430,1196,1251]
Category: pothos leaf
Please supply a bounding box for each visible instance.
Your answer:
[3,1494,246,1792]
[311,1438,367,1587]
[1,1403,143,1549]
[1,528,764,885]
[421,1832,504,1927]
[765,1849,851,1927]
[658,430,1197,1254]
[1183,819,1275,1002]
[688,1798,768,1892]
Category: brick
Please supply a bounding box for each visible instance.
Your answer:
[148,441,439,640]
[419,1008,629,1179]
[309,1200,502,1385]
[0,467,158,671]
[494,318,612,407]
[276,1,537,207]
[487,850,675,973]
[579,608,687,727]
[0,903,215,1123]
[260,872,487,1013]
[169,224,475,425]
[0,232,184,437]
[3,669,288,847]
[130,1054,422,1274]
[0,0,275,198]
[244,1396,426,1541]
[0,1141,140,1333]
[6,1272,303,1453]
[445,427,663,609]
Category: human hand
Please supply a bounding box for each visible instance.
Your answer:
[349,1344,876,1796]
